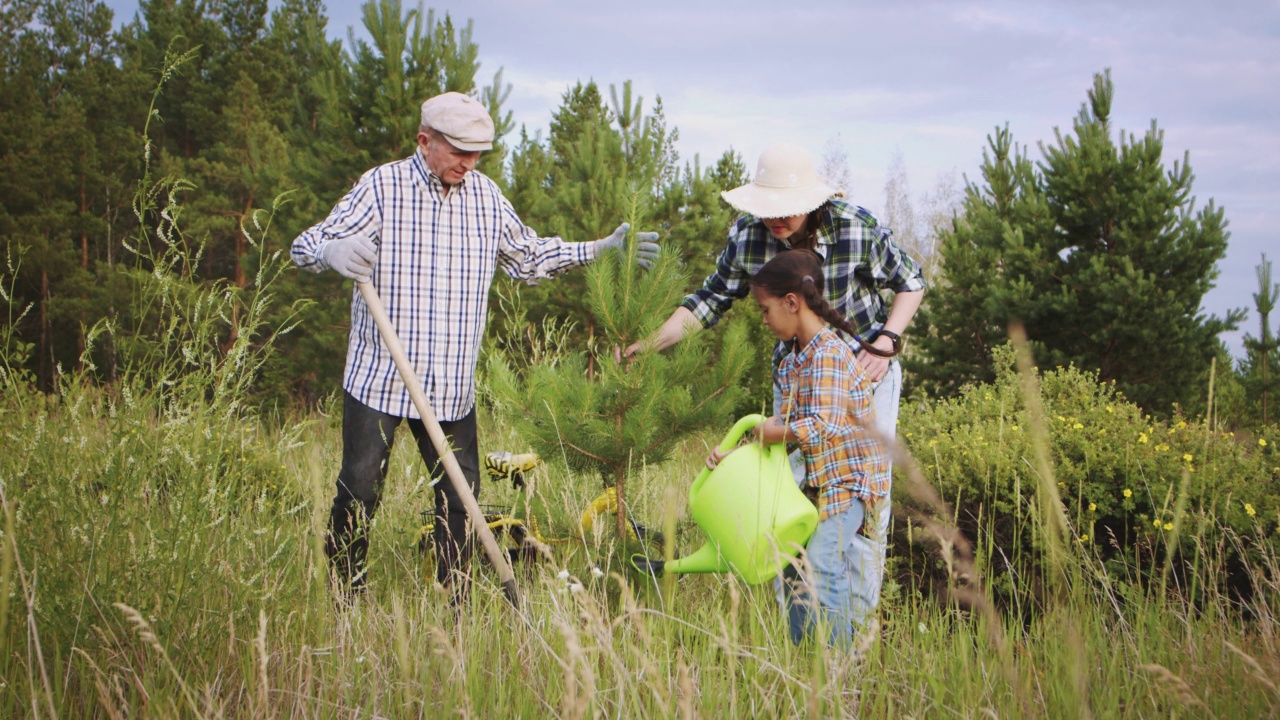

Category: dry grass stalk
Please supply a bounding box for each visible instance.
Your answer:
[859,393,1030,715]
[552,614,591,720]
[114,602,202,717]
[1139,663,1212,717]
[253,609,270,719]
[1224,640,1280,700]
[72,647,123,720]
[676,652,695,720]
[3,486,58,720]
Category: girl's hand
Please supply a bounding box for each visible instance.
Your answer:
[705,446,735,471]
[754,416,789,445]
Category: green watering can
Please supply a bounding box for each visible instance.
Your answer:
[632,414,819,585]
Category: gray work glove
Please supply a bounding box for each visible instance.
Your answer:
[318,234,377,282]
[594,223,661,269]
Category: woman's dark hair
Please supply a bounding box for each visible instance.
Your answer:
[752,249,893,357]
[782,202,830,252]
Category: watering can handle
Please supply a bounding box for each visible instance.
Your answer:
[689,414,768,501]
[717,414,767,452]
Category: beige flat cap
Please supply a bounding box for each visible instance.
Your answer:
[420,92,494,151]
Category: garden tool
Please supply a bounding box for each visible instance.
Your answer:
[630,414,819,585]
[484,451,539,489]
[357,281,522,609]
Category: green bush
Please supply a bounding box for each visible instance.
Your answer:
[897,344,1280,601]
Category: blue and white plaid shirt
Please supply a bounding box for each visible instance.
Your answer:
[681,200,927,360]
[292,151,599,421]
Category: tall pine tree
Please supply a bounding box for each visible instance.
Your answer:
[910,70,1241,414]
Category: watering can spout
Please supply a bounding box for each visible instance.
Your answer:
[664,542,731,575]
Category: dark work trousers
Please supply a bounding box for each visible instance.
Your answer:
[326,391,481,602]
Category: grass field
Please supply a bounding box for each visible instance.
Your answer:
[2,370,1278,719]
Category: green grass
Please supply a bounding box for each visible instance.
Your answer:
[2,375,1278,718]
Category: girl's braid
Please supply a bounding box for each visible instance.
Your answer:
[799,277,861,339]
[753,249,895,358]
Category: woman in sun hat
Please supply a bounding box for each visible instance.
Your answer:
[625,141,927,614]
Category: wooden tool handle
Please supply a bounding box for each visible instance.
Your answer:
[357,281,522,609]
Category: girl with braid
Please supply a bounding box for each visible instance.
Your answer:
[705,250,890,648]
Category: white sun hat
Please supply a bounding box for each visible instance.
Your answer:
[720,142,836,219]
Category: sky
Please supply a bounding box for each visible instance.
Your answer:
[106,0,1280,357]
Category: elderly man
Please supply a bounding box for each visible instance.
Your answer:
[292,91,658,602]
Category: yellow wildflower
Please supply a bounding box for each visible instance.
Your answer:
[1080,534,1090,542]
[1012,425,1021,432]
[1153,519,1162,529]
[1176,421,1187,429]
[1123,489,1132,498]
[1106,405,1114,413]
[1164,522,1174,531]
[1138,433,1149,444]
[1098,428,1107,436]
[1073,422,1084,430]
[1246,503,1257,517]
[1261,438,1269,448]
[1089,502,1097,512]
[1183,454,1193,463]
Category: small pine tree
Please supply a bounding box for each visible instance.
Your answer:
[1242,254,1280,426]
[487,194,755,543]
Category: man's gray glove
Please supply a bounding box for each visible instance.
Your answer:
[594,223,661,269]
[318,234,377,283]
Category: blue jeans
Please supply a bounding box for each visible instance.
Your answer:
[773,359,900,634]
[782,498,880,648]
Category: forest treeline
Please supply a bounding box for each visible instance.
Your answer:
[1,0,1276,427]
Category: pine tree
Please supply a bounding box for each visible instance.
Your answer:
[503,81,682,342]
[0,0,134,389]
[487,196,755,545]
[910,70,1242,414]
[1242,254,1280,426]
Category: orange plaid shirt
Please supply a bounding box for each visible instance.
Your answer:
[777,327,889,520]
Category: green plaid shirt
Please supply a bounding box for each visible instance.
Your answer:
[681,199,927,354]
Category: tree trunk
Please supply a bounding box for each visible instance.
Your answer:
[79,174,88,372]
[39,269,49,392]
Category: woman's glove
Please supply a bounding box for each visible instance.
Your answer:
[318,234,377,282]
[594,223,661,268]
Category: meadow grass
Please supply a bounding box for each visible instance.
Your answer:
[2,47,1277,719]
[1,371,1278,718]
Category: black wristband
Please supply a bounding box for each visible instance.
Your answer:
[875,328,903,355]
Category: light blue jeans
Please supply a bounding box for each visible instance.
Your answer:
[774,359,901,643]
[782,498,880,648]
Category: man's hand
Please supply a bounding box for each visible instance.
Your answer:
[856,335,896,383]
[318,234,377,282]
[595,223,661,268]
